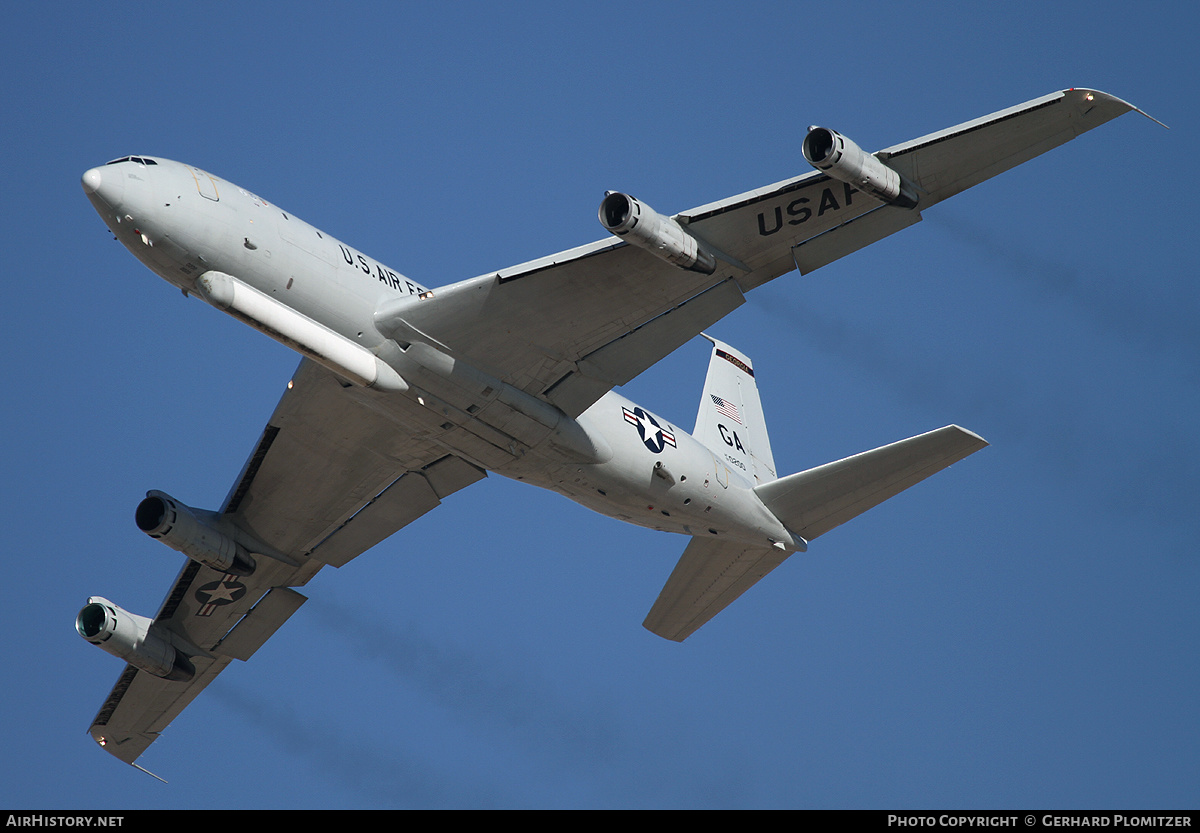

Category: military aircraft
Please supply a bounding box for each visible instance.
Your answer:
[77,88,1149,772]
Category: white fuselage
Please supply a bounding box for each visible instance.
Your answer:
[82,156,799,552]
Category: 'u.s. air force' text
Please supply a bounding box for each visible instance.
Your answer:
[338,244,423,295]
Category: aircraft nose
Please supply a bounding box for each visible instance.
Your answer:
[81,167,102,194]
[81,165,124,208]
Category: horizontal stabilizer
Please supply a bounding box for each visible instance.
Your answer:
[754,425,987,542]
[645,425,985,641]
[644,536,791,642]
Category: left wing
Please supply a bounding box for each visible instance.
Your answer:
[86,359,485,764]
[383,88,1137,417]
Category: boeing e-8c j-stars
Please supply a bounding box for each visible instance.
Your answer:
[77,88,1153,772]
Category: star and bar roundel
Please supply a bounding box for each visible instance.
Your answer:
[622,406,677,454]
[194,575,247,616]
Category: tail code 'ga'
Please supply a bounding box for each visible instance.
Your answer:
[693,335,777,485]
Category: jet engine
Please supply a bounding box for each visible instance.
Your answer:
[76,597,195,681]
[802,127,919,209]
[598,192,717,274]
[136,490,256,576]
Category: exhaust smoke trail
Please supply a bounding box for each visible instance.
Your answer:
[748,286,1200,535]
[926,210,1200,380]
[303,595,623,764]
[209,678,506,808]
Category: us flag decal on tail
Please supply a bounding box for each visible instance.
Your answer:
[710,395,742,424]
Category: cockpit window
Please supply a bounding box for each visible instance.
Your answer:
[105,156,158,166]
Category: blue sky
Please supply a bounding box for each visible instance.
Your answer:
[2,1,1197,810]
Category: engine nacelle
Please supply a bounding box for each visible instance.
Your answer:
[136,490,256,576]
[76,596,195,682]
[598,192,717,274]
[802,127,919,209]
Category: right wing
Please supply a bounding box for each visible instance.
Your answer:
[387,89,1138,417]
[86,358,485,764]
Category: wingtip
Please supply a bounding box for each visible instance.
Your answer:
[945,424,989,448]
[1066,88,1168,129]
[93,730,167,782]
[643,616,692,643]
[131,761,168,784]
[1133,106,1170,130]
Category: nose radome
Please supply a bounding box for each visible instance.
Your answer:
[81,167,103,194]
[82,164,125,209]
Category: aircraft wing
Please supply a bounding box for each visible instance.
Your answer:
[215,358,486,568]
[87,358,486,764]
[388,88,1136,417]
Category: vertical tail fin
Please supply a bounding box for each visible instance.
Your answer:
[693,335,777,485]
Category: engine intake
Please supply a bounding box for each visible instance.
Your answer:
[76,597,195,681]
[136,491,256,576]
[598,192,717,274]
[802,127,919,209]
